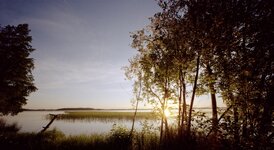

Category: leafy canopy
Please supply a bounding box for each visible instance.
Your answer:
[0,24,37,115]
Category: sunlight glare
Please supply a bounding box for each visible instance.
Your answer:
[164,109,171,117]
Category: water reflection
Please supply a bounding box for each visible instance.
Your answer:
[2,109,214,135]
[2,111,157,135]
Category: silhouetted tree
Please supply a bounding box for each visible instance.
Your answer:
[127,0,273,148]
[0,24,37,115]
[130,28,173,141]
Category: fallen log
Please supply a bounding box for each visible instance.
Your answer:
[39,114,59,133]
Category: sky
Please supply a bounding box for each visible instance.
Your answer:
[0,0,225,109]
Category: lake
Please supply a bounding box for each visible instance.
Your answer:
[2,108,215,135]
[2,110,159,135]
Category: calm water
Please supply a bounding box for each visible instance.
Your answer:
[2,111,158,135]
[2,108,215,135]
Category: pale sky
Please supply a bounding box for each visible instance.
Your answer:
[1,0,225,109]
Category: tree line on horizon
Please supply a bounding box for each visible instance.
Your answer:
[125,0,273,148]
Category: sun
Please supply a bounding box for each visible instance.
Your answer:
[164,109,171,117]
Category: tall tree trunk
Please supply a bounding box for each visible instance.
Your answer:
[164,111,169,139]
[187,56,200,135]
[242,113,247,139]
[163,88,169,139]
[259,91,273,143]
[160,106,164,142]
[160,99,168,142]
[130,81,142,137]
[211,90,218,133]
[233,103,239,147]
[163,65,170,139]
[181,75,186,134]
[130,99,139,136]
[207,105,233,137]
[206,64,218,136]
[165,117,170,139]
[178,84,182,134]
[258,61,273,144]
[178,68,183,135]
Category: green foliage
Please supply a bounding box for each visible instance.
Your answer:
[191,111,211,135]
[126,0,274,149]
[0,24,37,115]
[108,124,131,149]
[133,120,159,150]
[41,128,66,142]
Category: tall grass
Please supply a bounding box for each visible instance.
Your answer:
[56,111,156,121]
[0,117,242,150]
[0,127,220,150]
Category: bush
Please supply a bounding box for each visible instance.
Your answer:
[0,118,20,134]
[108,124,132,149]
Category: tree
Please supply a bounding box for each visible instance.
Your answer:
[187,0,274,147]
[127,0,273,148]
[124,55,143,137]
[0,24,37,115]
[130,28,173,141]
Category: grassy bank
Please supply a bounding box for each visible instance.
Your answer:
[2,115,271,150]
[2,118,268,150]
[0,118,212,150]
[56,111,156,121]
[0,128,215,150]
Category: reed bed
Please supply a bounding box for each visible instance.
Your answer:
[56,111,156,121]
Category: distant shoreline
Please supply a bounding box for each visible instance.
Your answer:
[22,108,153,111]
[22,106,227,111]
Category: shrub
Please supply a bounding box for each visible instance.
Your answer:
[108,124,131,149]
